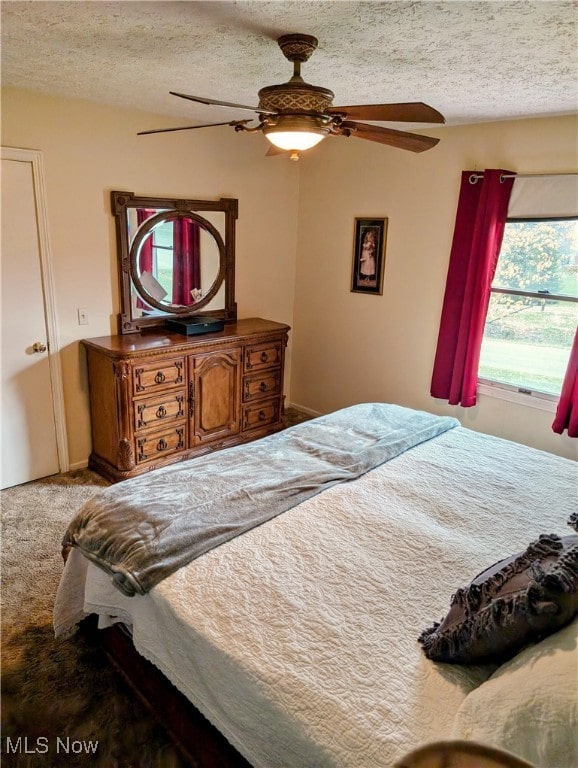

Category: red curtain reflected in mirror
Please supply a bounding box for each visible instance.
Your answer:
[172,218,201,305]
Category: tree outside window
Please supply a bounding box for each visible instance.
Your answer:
[479,218,578,396]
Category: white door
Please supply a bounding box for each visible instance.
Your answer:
[1,149,67,488]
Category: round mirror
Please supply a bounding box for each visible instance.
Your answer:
[129,210,225,315]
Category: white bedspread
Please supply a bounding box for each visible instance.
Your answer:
[54,425,577,768]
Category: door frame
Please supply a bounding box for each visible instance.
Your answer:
[2,146,69,472]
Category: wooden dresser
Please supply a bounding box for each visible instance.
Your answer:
[82,318,290,482]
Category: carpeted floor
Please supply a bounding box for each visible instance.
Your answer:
[1,468,189,767]
[1,407,313,767]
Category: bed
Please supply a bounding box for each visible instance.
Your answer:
[54,403,578,768]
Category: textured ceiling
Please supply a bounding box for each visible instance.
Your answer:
[2,1,577,131]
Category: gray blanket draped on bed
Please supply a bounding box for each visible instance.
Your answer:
[63,403,458,596]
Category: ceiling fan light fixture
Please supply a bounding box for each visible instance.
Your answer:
[265,131,326,151]
[263,115,329,151]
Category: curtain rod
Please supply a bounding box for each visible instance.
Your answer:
[469,171,578,184]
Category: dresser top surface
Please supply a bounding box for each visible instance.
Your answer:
[82,317,290,357]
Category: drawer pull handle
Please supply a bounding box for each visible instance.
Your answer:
[260,352,268,363]
[157,438,168,451]
[258,410,266,421]
[156,405,167,419]
[259,381,267,392]
[155,371,166,384]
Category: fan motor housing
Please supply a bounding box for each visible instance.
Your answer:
[258,82,334,115]
[277,34,319,62]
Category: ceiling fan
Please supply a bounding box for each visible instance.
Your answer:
[139,33,445,160]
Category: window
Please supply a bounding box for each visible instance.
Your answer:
[479,218,578,399]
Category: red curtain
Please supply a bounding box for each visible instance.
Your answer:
[552,326,578,437]
[136,208,155,272]
[172,218,201,305]
[430,169,515,406]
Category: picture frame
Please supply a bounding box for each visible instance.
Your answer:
[351,217,387,294]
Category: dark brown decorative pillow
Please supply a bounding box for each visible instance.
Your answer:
[419,516,578,665]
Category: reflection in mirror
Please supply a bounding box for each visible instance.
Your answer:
[112,192,238,334]
[129,210,222,316]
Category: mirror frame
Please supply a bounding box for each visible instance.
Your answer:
[112,191,238,334]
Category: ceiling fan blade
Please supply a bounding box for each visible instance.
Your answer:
[138,120,251,136]
[170,91,278,116]
[329,102,445,124]
[337,121,440,152]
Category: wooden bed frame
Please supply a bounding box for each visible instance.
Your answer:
[87,621,252,768]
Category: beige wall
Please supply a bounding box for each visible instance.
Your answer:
[291,115,578,460]
[1,88,300,467]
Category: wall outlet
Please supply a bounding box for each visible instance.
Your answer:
[77,307,89,326]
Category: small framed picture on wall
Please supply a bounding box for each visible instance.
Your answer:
[351,217,387,295]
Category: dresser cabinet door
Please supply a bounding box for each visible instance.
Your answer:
[189,348,241,445]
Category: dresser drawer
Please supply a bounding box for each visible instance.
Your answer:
[242,370,282,402]
[242,398,281,431]
[135,424,186,464]
[134,390,186,431]
[243,340,283,374]
[132,357,185,395]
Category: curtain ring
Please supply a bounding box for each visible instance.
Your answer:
[469,173,481,185]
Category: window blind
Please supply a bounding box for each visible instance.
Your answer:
[507,174,578,219]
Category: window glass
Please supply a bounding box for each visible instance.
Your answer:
[152,221,174,297]
[479,218,578,397]
[492,220,578,296]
